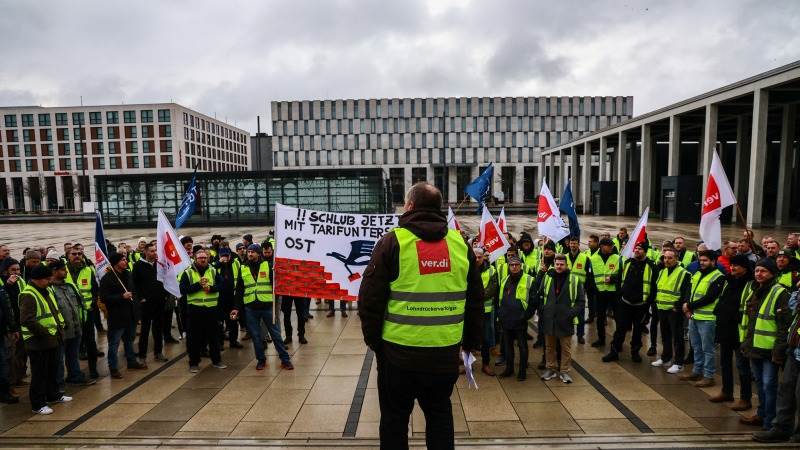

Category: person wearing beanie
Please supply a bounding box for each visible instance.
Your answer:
[19,264,72,414]
[130,237,147,264]
[64,244,101,377]
[179,236,194,259]
[497,254,535,381]
[603,241,655,364]
[49,260,95,389]
[516,233,539,276]
[775,250,799,291]
[101,252,147,379]
[708,252,754,410]
[740,258,791,432]
[589,238,621,348]
[680,250,726,388]
[214,246,243,350]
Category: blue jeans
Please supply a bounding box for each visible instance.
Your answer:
[751,357,779,430]
[57,337,85,391]
[107,324,137,371]
[245,306,290,363]
[688,319,716,378]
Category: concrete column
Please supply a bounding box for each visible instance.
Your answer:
[616,131,627,215]
[570,146,579,189]
[513,166,524,205]
[667,115,681,176]
[747,89,769,228]
[23,177,32,212]
[55,175,65,209]
[733,116,746,201]
[701,104,718,193]
[89,176,97,209]
[776,104,797,225]
[581,141,591,213]
[5,178,13,210]
[639,124,652,213]
[447,167,458,203]
[549,153,556,187]
[72,175,82,212]
[558,151,566,192]
[40,176,49,212]
[599,137,607,181]
[537,155,545,193]
[492,165,503,201]
[403,166,412,197]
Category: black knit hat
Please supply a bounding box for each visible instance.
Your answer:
[109,252,126,266]
[729,254,751,268]
[756,257,778,275]
[543,241,556,251]
[30,264,53,280]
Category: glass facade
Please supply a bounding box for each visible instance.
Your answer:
[97,168,391,227]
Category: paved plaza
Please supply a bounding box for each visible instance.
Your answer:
[0,216,797,448]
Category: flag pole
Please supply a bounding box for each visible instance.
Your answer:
[451,193,470,215]
[734,202,749,231]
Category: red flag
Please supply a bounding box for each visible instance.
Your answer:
[621,207,649,259]
[163,233,182,265]
[479,205,510,263]
[699,151,736,250]
[537,181,569,242]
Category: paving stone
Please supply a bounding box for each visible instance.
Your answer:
[623,400,704,429]
[577,418,640,434]
[120,420,185,437]
[305,376,359,405]
[513,402,581,432]
[242,388,308,422]
[288,404,350,433]
[75,403,156,432]
[138,388,218,421]
[550,386,624,420]
[467,420,528,437]
[180,403,251,432]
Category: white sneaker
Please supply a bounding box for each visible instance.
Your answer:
[666,364,683,374]
[189,365,199,373]
[55,395,72,403]
[212,363,228,369]
[540,369,558,381]
[33,405,54,415]
[559,372,573,384]
[651,359,670,367]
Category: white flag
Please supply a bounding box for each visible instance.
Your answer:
[497,207,507,233]
[447,206,461,231]
[156,210,191,297]
[699,151,736,250]
[537,181,570,243]
[479,205,510,263]
[621,207,649,259]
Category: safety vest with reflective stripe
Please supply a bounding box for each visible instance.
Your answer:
[499,273,534,312]
[566,252,588,283]
[521,250,539,275]
[690,269,724,321]
[20,285,63,341]
[738,280,754,342]
[777,271,794,290]
[590,253,620,292]
[621,259,653,303]
[481,266,495,313]
[680,250,696,268]
[655,265,688,310]
[382,227,469,348]
[65,265,95,314]
[186,267,219,307]
[541,272,581,324]
[241,261,273,304]
[752,283,787,350]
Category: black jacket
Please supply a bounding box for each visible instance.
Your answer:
[0,287,15,336]
[100,269,137,330]
[535,269,585,337]
[215,260,237,310]
[498,271,536,330]
[180,265,222,308]
[620,258,656,305]
[715,271,753,345]
[358,208,484,374]
[132,259,168,312]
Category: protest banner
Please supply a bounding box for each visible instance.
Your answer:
[274,204,398,301]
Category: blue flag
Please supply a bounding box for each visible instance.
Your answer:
[465,164,493,212]
[175,170,198,229]
[559,181,580,239]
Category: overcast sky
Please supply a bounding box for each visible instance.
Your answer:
[1,0,798,134]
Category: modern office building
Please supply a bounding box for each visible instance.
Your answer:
[0,103,250,212]
[270,96,632,204]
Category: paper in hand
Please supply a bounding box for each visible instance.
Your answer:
[461,350,478,389]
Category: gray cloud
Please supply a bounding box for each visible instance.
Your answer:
[0,0,798,134]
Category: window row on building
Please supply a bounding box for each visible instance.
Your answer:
[274,146,539,168]
[273,130,581,154]
[3,109,171,127]
[273,96,632,121]
[181,112,247,143]
[273,114,626,137]
[1,154,173,172]
[2,125,173,143]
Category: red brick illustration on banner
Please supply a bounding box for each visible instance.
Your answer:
[274,204,398,301]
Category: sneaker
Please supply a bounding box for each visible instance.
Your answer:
[189,365,199,373]
[540,369,558,381]
[559,372,573,384]
[631,352,642,363]
[281,361,294,370]
[256,360,266,371]
[212,363,228,369]
[110,369,123,379]
[155,353,168,362]
[326,311,335,318]
[54,395,72,403]
[646,347,657,356]
[752,429,791,443]
[651,359,667,367]
[299,336,308,345]
[679,373,703,381]
[342,312,349,318]
[128,361,147,370]
[33,405,54,415]
[284,336,293,345]
[230,341,244,348]
[494,358,506,367]
[666,364,683,374]
[693,377,715,388]
[577,336,585,345]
